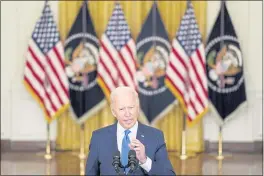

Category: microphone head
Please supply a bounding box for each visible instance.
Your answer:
[113,151,120,158]
[112,151,122,172]
[128,150,136,158]
[128,150,139,173]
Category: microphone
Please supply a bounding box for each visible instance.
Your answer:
[112,151,122,174]
[128,150,139,173]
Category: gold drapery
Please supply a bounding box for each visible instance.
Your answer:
[56,1,207,153]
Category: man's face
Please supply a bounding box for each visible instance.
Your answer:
[111,90,139,129]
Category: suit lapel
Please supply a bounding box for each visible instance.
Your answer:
[105,123,118,175]
[136,122,146,146]
[107,123,118,152]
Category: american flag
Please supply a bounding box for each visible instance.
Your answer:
[97,2,137,99]
[165,2,208,124]
[23,2,69,122]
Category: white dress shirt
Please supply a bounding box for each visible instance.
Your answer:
[117,121,152,172]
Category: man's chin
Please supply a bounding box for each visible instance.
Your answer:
[123,121,136,129]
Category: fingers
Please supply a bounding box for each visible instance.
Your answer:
[131,139,142,144]
[130,139,143,148]
[128,143,134,150]
[129,139,145,154]
[129,142,140,150]
[133,147,141,151]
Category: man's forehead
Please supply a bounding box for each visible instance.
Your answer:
[110,86,138,105]
[115,88,133,96]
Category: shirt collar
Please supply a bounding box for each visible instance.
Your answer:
[117,121,138,135]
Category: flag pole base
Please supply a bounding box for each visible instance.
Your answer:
[208,152,232,160]
[45,153,52,160]
[180,154,188,160]
[36,152,55,160]
[70,151,86,159]
[46,158,52,175]
[174,151,197,160]
[79,153,86,160]
[80,158,86,175]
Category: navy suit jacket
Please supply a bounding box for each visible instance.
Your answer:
[85,122,176,175]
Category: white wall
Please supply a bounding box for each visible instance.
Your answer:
[203,1,263,142]
[1,1,262,142]
[1,1,58,141]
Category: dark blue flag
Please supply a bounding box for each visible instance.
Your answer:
[135,2,176,124]
[205,2,247,124]
[64,1,106,124]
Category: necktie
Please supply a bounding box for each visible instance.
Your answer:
[121,129,131,174]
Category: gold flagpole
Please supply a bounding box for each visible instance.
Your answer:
[180,159,187,175]
[216,126,232,160]
[79,123,86,159]
[178,113,196,160]
[45,123,52,160]
[45,157,52,175]
[180,113,188,160]
[216,126,224,160]
[36,123,54,159]
[217,157,223,175]
[209,126,232,160]
[80,158,86,175]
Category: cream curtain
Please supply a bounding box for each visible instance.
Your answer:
[56,1,207,154]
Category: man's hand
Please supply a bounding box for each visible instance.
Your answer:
[129,139,147,164]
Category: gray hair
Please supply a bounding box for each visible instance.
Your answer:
[110,86,139,106]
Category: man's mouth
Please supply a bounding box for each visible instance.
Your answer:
[124,119,133,124]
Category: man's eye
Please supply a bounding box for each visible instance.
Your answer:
[119,108,125,111]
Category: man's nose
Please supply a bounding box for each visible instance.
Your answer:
[124,108,131,116]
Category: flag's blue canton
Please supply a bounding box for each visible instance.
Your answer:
[32,3,60,54]
[105,3,131,51]
[176,2,202,56]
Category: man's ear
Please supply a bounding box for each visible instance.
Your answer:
[111,105,116,117]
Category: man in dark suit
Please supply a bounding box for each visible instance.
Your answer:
[85,86,175,175]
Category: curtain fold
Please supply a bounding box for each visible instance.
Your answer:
[56,1,207,154]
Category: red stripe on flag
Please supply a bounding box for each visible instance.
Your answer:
[125,44,137,70]
[189,80,206,109]
[46,75,64,106]
[45,90,57,113]
[26,62,56,113]
[97,73,111,93]
[29,48,64,106]
[99,58,117,87]
[196,49,208,98]
[26,62,44,85]
[169,62,185,84]
[188,97,198,115]
[46,55,68,98]
[172,47,188,71]
[190,56,207,98]
[196,48,206,76]
[187,115,193,122]
[28,47,45,71]
[24,77,51,118]
[100,40,127,87]
[118,52,133,85]
[53,47,65,71]
[165,75,187,107]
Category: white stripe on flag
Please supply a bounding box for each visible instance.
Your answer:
[170,52,187,79]
[166,67,186,94]
[51,42,69,91]
[29,40,47,66]
[24,67,54,116]
[99,45,118,79]
[47,49,69,102]
[97,63,116,91]
[26,52,45,80]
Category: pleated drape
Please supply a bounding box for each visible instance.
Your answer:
[56,1,207,154]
